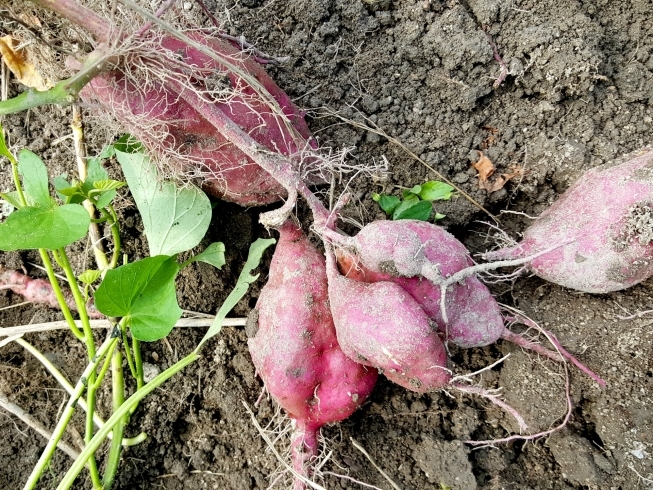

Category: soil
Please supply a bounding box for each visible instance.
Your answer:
[1,0,653,489]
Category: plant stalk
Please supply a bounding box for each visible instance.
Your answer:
[22,335,119,490]
[102,348,126,488]
[56,352,199,489]
[38,250,85,340]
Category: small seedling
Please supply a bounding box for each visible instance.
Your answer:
[372,180,454,221]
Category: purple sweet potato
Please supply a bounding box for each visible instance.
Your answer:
[247,222,377,485]
[0,266,101,319]
[80,32,318,206]
[485,149,653,293]
[336,248,504,348]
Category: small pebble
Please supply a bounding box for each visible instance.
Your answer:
[142,362,161,383]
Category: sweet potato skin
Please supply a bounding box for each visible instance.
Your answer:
[80,33,317,206]
[338,220,505,348]
[486,150,653,293]
[326,247,450,393]
[247,223,377,427]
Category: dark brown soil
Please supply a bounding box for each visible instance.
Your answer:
[1,0,653,489]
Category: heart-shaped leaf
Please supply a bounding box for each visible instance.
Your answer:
[115,143,211,256]
[94,255,182,341]
[18,149,53,208]
[189,242,226,269]
[0,204,90,250]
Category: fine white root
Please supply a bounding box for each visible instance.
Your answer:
[350,438,401,490]
[243,401,326,490]
[464,363,573,447]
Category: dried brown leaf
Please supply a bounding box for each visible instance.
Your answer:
[473,151,496,182]
[0,35,50,90]
[473,151,524,192]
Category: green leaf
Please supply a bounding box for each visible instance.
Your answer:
[54,175,72,202]
[56,186,81,197]
[374,194,401,215]
[93,179,125,192]
[114,134,143,154]
[393,199,433,221]
[83,158,118,209]
[115,145,212,256]
[418,181,455,201]
[196,238,275,351]
[189,242,226,269]
[86,145,114,179]
[434,212,446,220]
[86,158,108,183]
[0,123,16,165]
[94,255,182,342]
[403,184,422,198]
[18,150,53,208]
[79,269,102,285]
[54,177,86,204]
[94,190,117,210]
[90,179,123,209]
[0,191,25,209]
[0,204,90,250]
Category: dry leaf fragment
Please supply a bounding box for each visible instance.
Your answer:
[0,35,50,90]
[473,151,496,182]
[472,151,524,192]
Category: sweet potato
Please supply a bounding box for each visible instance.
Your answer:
[247,222,377,485]
[325,243,450,393]
[80,32,318,206]
[0,266,101,318]
[338,220,505,348]
[485,149,653,293]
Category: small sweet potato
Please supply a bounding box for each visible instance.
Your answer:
[339,220,505,348]
[326,244,450,393]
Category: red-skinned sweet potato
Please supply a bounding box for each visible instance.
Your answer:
[325,243,451,393]
[485,149,653,293]
[338,220,505,348]
[247,222,377,487]
[80,32,319,206]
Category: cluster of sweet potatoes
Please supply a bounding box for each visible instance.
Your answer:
[79,25,653,486]
[245,150,653,487]
[21,4,650,483]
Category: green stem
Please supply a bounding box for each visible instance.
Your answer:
[50,247,98,482]
[93,340,117,390]
[38,250,85,341]
[9,156,27,207]
[16,337,142,444]
[102,348,126,489]
[120,326,137,379]
[54,248,95,354]
[56,352,199,490]
[133,338,144,390]
[107,205,122,269]
[22,335,118,490]
[83,381,102,488]
[0,46,115,116]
